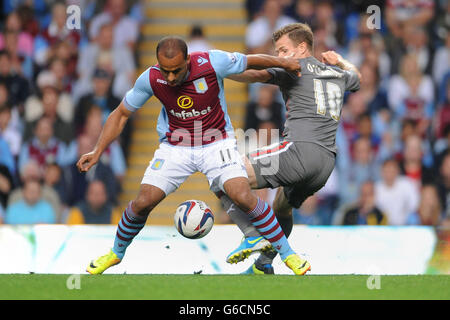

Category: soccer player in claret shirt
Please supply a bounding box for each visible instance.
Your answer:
[221,23,361,274]
[77,36,311,275]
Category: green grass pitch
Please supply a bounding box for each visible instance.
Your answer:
[1,274,449,300]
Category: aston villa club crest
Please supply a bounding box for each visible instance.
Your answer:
[193,78,208,94]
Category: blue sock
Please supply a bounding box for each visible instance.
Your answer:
[247,198,295,260]
[112,202,147,259]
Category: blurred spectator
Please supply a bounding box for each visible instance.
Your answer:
[0,11,34,58]
[41,1,80,47]
[432,31,449,87]
[19,116,73,173]
[436,150,450,220]
[293,195,322,225]
[0,81,8,107]
[408,185,443,226]
[244,84,283,132]
[434,79,450,143]
[1,2,41,36]
[434,1,450,39]
[339,136,381,206]
[0,135,15,175]
[33,1,80,70]
[313,1,342,48]
[23,71,74,143]
[72,105,126,181]
[312,27,334,61]
[1,22,33,79]
[28,70,74,122]
[294,169,340,226]
[352,113,382,155]
[5,179,55,224]
[400,134,434,187]
[245,0,266,21]
[187,25,212,53]
[44,162,69,207]
[48,57,73,94]
[401,25,432,74]
[0,164,14,210]
[387,53,434,136]
[375,158,420,225]
[256,121,279,146]
[434,125,450,163]
[74,68,121,134]
[356,63,389,115]
[89,0,139,50]
[8,160,62,222]
[0,49,30,108]
[347,14,391,81]
[292,0,316,27]
[314,167,340,225]
[0,104,22,158]
[66,180,120,224]
[74,22,135,102]
[384,119,435,169]
[63,134,120,206]
[340,181,387,225]
[385,0,434,40]
[74,67,133,159]
[245,0,296,54]
[340,91,368,145]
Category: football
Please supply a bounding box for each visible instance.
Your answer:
[174,200,214,239]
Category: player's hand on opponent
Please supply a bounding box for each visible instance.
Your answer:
[321,51,343,66]
[77,151,100,172]
[283,53,301,76]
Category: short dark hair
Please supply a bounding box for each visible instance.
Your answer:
[156,36,188,60]
[272,23,314,52]
[190,25,204,38]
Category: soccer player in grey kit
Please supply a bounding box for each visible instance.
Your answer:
[220,23,362,274]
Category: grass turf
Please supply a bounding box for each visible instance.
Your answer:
[0,274,449,300]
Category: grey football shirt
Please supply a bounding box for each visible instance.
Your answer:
[266,56,360,154]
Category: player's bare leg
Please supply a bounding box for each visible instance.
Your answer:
[87,184,166,274]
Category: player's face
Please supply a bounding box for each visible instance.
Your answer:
[274,34,306,59]
[158,52,190,86]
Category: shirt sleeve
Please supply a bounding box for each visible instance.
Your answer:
[343,70,360,92]
[265,67,296,87]
[209,49,248,78]
[122,68,154,112]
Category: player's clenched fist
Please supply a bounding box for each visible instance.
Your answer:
[282,56,301,73]
[321,51,342,66]
[77,151,100,172]
[281,54,301,76]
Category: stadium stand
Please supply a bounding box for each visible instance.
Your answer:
[0,0,449,228]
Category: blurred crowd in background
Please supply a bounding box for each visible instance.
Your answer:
[0,0,143,225]
[240,0,450,228]
[0,0,449,228]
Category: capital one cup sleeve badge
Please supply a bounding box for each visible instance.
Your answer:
[193,78,208,94]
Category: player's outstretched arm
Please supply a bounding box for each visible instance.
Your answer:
[321,51,362,81]
[227,69,272,83]
[77,102,132,172]
[246,54,300,73]
[227,53,300,83]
